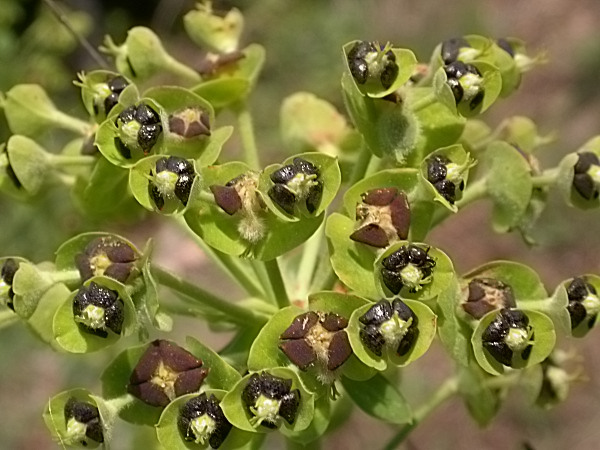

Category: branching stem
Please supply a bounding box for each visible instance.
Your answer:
[263,259,290,308]
[235,101,260,170]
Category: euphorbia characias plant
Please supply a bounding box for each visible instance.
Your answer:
[0,1,598,448]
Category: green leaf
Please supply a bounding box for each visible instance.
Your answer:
[26,282,71,348]
[341,374,412,424]
[411,87,466,157]
[458,363,502,426]
[472,308,556,376]
[481,141,533,232]
[6,135,49,194]
[1,84,90,136]
[72,157,142,220]
[12,261,55,318]
[280,92,353,155]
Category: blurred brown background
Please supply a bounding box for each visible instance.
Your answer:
[1,0,600,449]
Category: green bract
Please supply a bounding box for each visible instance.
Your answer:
[347,299,436,370]
[342,40,417,98]
[192,44,265,109]
[220,367,314,434]
[186,161,324,260]
[472,308,556,376]
[184,3,244,53]
[53,275,137,353]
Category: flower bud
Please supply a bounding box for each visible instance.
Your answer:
[63,397,104,446]
[380,244,436,295]
[72,282,124,338]
[350,187,410,248]
[267,157,323,216]
[128,339,209,407]
[241,372,300,429]
[178,393,232,448]
[184,3,244,53]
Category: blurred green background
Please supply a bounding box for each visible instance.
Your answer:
[1,0,600,448]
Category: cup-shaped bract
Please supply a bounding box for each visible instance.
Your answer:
[343,40,417,98]
[130,155,200,215]
[95,98,164,168]
[43,389,110,449]
[348,298,437,370]
[53,276,137,353]
[420,144,475,212]
[184,3,244,53]
[562,275,600,337]
[472,307,556,375]
[557,136,600,209]
[220,368,314,434]
[76,70,131,123]
[375,241,454,302]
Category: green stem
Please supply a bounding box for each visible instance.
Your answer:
[51,111,91,136]
[175,217,265,299]
[456,177,488,208]
[295,223,324,299]
[410,92,437,113]
[151,265,269,326]
[532,168,559,189]
[48,269,81,285]
[250,260,276,304]
[264,259,290,308]
[164,55,202,84]
[235,101,260,170]
[48,154,97,169]
[382,377,459,450]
